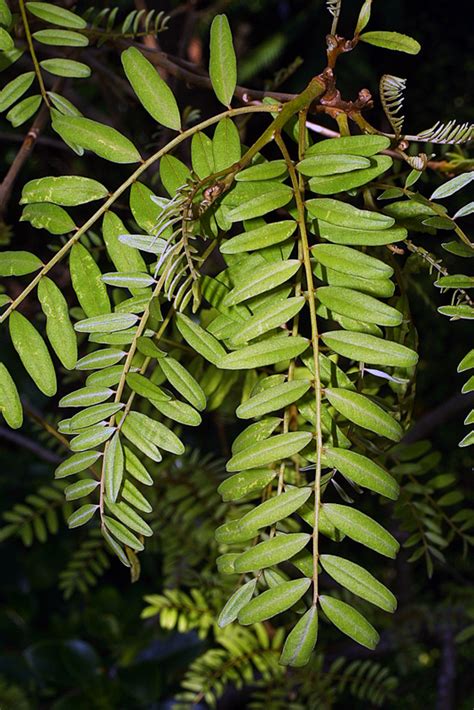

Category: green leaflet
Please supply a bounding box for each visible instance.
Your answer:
[159,357,206,411]
[209,14,237,107]
[221,335,309,370]
[320,554,397,612]
[227,185,293,222]
[307,198,394,230]
[313,263,395,298]
[104,516,144,552]
[126,373,169,402]
[319,595,380,650]
[435,275,474,289]
[0,363,23,429]
[218,468,276,501]
[236,380,311,419]
[238,578,311,624]
[0,251,42,277]
[70,242,111,317]
[231,417,281,454]
[359,30,421,54]
[220,220,297,254]
[215,519,258,544]
[308,155,392,194]
[0,0,12,27]
[124,447,153,486]
[297,154,371,176]
[458,349,474,372]
[26,2,87,28]
[0,71,35,112]
[102,272,155,290]
[121,417,161,462]
[6,94,41,127]
[213,117,241,171]
[129,182,163,233]
[151,398,201,427]
[68,504,98,529]
[123,411,184,455]
[216,554,238,575]
[227,431,312,471]
[52,112,141,163]
[322,503,399,558]
[106,500,152,537]
[438,305,474,320]
[41,58,91,79]
[311,244,393,279]
[321,331,418,368]
[122,479,152,513]
[306,134,390,157]
[65,478,99,501]
[233,533,310,572]
[21,203,76,234]
[74,313,138,334]
[0,27,13,51]
[218,579,257,628]
[316,220,407,246]
[175,313,226,366]
[102,211,147,278]
[70,425,115,452]
[76,349,126,371]
[239,488,312,530]
[191,131,215,179]
[236,160,288,182]
[323,447,399,500]
[38,277,77,370]
[32,29,89,47]
[121,47,181,131]
[280,607,318,667]
[316,287,402,327]
[223,260,300,306]
[21,176,108,206]
[227,297,305,345]
[69,402,123,430]
[9,311,57,396]
[55,450,101,479]
[325,387,402,441]
[159,154,190,196]
[60,386,113,408]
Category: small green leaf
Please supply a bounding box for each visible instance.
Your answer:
[227,297,305,345]
[102,211,147,279]
[438,304,474,320]
[38,276,77,369]
[70,425,115,452]
[209,14,237,107]
[175,312,226,366]
[319,595,380,649]
[124,411,184,455]
[321,554,397,612]
[33,29,88,46]
[0,363,23,429]
[102,272,154,290]
[317,287,402,327]
[312,244,393,279]
[103,515,144,551]
[151,398,201,427]
[355,0,372,34]
[52,112,141,163]
[325,387,403,441]
[431,173,474,200]
[122,479,151,513]
[21,176,108,206]
[224,260,300,306]
[221,220,297,254]
[74,313,138,334]
[55,450,101,479]
[6,94,41,127]
[60,386,113,408]
[218,579,257,627]
[236,379,311,419]
[231,417,281,454]
[323,503,399,557]
[323,447,399,499]
[306,134,390,157]
[220,335,309,370]
[40,58,91,78]
[0,71,35,112]
[215,519,258,544]
[307,198,394,230]
[218,468,276,501]
[126,373,170,402]
[0,27,13,51]
[239,488,312,531]
[213,117,241,171]
[458,349,474,373]
[159,154,190,196]
[0,251,42,276]
[0,0,12,27]
[68,504,98,529]
[297,154,371,177]
[308,155,392,195]
[121,46,181,131]
[435,275,474,289]
[129,182,163,233]
[21,203,76,234]
[239,578,311,624]
[69,402,123,430]
[234,533,310,572]
[227,431,312,472]
[317,221,406,246]
[191,131,215,179]
[280,607,318,667]
[159,357,206,411]
[76,348,126,371]
[70,242,111,317]
[9,311,57,396]
[322,330,418,368]
[236,160,288,182]
[359,30,421,54]
[228,185,293,221]
[65,478,99,501]
[26,2,87,29]
[454,202,474,219]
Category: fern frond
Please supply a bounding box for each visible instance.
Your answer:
[380,74,406,137]
[83,6,170,43]
[142,588,216,638]
[59,528,111,598]
[414,120,474,145]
